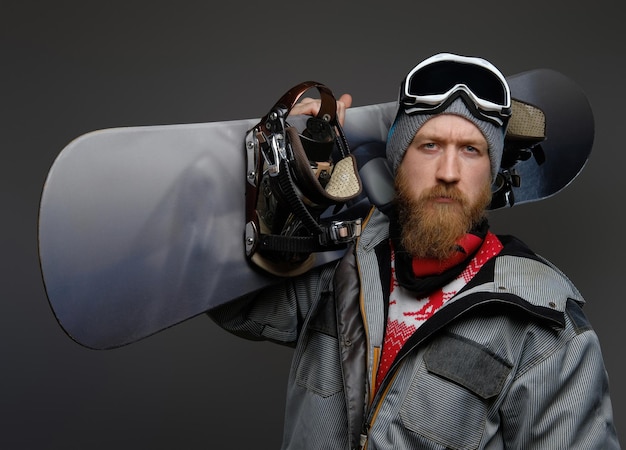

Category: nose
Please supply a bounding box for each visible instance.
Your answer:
[435,150,461,183]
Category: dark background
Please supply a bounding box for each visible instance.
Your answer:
[2,1,624,448]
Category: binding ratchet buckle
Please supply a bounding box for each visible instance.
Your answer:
[324,219,363,245]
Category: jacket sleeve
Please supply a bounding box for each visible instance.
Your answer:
[207,262,337,346]
[499,325,621,449]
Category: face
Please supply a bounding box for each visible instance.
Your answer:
[394,114,493,260]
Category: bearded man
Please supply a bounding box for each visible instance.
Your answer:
[210,53,620,449]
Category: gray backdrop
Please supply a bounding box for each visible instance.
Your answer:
[2,1,624,448]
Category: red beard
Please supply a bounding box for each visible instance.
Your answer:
[394,168,492,260]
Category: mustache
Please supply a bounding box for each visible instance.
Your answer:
[420,184,467,204]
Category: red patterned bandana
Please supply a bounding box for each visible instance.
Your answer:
[375,231,503,392]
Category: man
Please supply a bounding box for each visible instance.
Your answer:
[209,53,620,449]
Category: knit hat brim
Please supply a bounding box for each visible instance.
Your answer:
[386,98,505,180]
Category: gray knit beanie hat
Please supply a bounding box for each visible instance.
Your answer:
[386,97,505,181]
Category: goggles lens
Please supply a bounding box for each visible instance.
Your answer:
[401,53,511,125]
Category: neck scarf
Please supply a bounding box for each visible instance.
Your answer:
[389,216,489,298]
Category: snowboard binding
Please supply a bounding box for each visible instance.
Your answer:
[245,82,364,276]
[490,97,547,209]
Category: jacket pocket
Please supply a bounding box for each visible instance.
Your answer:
[400,333,512,450]
[295,330,343,397]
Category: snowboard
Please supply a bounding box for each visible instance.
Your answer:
[38,68,594,349]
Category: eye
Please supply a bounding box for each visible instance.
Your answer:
[464,145,486,156]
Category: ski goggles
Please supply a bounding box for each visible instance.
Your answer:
[399,53,512,126]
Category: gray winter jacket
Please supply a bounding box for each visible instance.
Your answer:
[210,208,620,449]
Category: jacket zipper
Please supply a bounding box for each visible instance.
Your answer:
[359,369,400,449]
